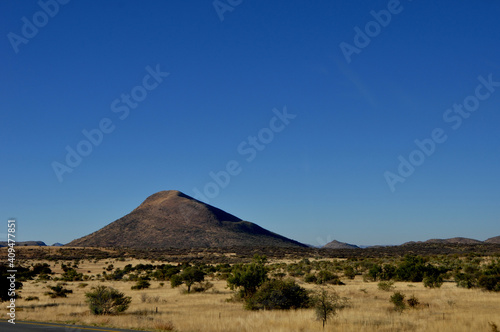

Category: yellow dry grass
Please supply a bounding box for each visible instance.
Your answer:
[13,258,500,332]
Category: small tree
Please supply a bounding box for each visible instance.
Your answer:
[311,288,348,328]
[170,267,205,293]
[85,286,131,315]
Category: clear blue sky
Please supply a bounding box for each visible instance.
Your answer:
[1,0,499,246]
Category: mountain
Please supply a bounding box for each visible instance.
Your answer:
[51,243,64,247]
[0,241,46,247]
[67,190,306,249]
[323,240,359,249]
[485,236,500,244]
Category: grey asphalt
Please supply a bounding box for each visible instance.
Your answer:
[0,321,144,332]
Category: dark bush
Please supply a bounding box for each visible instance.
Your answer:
[395,256,427,282]
[85,286,131,315]
[478,275,500,292]
[245,279,310,310]
[343,266,356,280]
[45,283,72,298]
[131,279,151,290]
[423,274,443,288]
[407,295,420,308]
[316,270,344,285]
[304,273,317,283]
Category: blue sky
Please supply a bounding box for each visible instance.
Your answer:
[1,0,499,246]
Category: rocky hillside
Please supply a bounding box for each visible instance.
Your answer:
[67,190,306,249]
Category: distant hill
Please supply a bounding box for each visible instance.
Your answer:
[0,241,46,247]
[402,237,499,246]
[424,237,483,245]
[485,236,500,244]
[323,240,359,249]
[67,190,306,249]
[51,243,64,247]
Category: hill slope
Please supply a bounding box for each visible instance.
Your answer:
[67,190,306,248]
[485,236,500,244]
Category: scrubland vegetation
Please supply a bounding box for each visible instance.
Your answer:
[1,248,500,331]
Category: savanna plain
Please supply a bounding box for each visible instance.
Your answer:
[2,246,500,332]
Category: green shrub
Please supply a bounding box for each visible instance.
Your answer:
[454,272,477,289]
[390,291,406,312]
[343,266,356,280]
[245,279,310,310]
[423,274,443,288]
[61,268,83,281]
[316,270,344,285]
[153,265,181,281]
[227,255,268,298]
[85,286,131,315]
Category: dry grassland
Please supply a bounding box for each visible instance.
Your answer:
[11,258,500,332]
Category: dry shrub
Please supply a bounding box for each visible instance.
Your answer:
[153,320,175,331]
